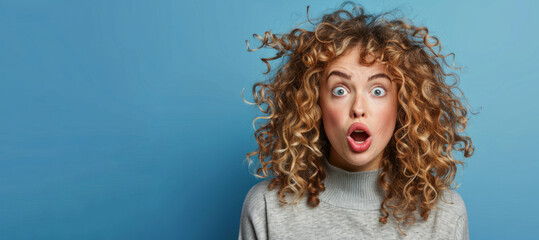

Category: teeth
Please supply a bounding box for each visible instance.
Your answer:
[353,130,365,133]
[354,141,365,144]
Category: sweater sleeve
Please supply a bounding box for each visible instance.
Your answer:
[455,215,469,240]
[451,191,470,240]
[238,180,269,240]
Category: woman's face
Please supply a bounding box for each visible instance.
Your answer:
[319,46,398,172]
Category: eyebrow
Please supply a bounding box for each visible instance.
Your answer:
[326,71,392,82]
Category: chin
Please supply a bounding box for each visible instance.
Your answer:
[349,159,375,168]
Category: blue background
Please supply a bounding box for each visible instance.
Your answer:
[1,0,537,239]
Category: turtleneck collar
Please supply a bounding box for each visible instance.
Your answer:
[319,157,385,210]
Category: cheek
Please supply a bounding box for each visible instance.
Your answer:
[373,100,398,136]
[321,102,346,138]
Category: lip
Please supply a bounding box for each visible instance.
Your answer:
[347,122,372,153]
[347,122,371,136]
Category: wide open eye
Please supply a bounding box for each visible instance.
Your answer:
[332,86,348,96]
[371,87,386,97]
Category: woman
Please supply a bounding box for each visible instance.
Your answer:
[239,2,474,239]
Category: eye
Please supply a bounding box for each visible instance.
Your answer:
[332,86,348,96]
[371,87,386,97]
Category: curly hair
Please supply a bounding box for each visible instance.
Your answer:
[242,2,474,235]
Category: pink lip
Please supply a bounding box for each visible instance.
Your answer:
[347,122,372,153]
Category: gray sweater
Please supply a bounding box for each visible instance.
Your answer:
[239,158,469,239]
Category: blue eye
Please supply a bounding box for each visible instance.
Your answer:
[372,87,386,96]
[332,86,348,96]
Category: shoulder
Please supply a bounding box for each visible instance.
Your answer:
[239,179,274,240]
[244,179,274,202]
[436,189,468,218]
[242,179,274,213]
[437,189,469,240]
[425,189,470,239]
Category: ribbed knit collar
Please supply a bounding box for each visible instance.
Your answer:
[319,157,385,210]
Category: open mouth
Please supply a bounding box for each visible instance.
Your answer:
[350,130,370,143]
[347,122,372,152]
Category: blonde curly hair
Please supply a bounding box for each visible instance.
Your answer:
[243,2,474,235]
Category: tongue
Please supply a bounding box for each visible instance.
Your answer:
[351,132,369,141]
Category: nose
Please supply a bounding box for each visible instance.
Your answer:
[350,94,366,119]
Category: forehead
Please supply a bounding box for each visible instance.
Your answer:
[324,46,386,76]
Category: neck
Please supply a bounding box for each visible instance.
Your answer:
[327,147,383,172]
[319,157,385,210]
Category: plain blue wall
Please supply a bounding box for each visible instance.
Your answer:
[1,0,538,239]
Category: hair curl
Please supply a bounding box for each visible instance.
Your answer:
[242,2,475,236]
